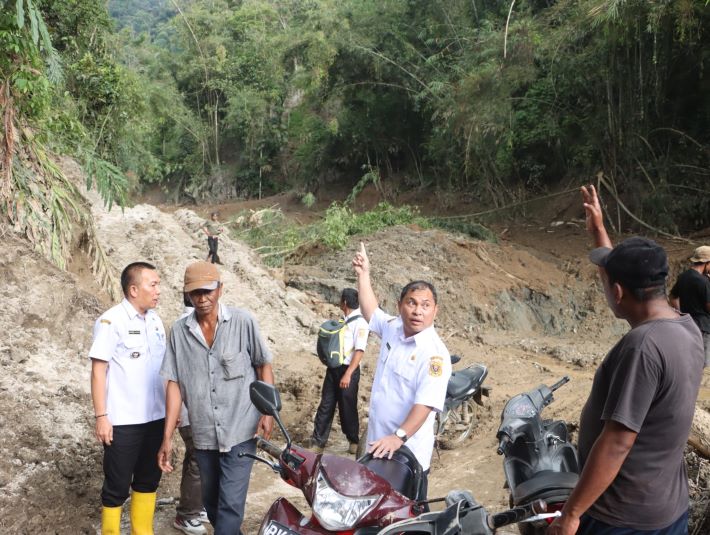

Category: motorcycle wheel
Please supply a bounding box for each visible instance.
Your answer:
[437,398,478,449]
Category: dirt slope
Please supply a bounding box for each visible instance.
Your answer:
[0,184,708,534]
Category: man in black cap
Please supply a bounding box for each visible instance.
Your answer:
[548,185,704,535]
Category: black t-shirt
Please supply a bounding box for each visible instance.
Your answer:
[670,269,710,333]
[578,315,704,530]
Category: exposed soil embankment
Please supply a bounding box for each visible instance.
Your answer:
[0,184,707,534]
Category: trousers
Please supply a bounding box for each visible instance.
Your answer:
[313,365,360,446]
[101,418,164,507]
[177,425,203,518]
[194,438,256,535]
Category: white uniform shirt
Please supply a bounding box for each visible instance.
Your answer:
[367,307,451,471]
[89,299,166,425]
[342,308,369,365]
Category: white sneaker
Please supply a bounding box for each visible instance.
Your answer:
[174,514,207,535]
[198,508,210,524]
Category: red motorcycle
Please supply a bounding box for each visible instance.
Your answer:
[245,381,426,535]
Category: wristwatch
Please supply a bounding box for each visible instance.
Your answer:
[395,428,408,443]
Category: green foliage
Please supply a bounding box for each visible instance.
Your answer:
[301,192,316,208]
[235,202,427,266]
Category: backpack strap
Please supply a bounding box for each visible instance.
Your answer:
[344,314,363,325]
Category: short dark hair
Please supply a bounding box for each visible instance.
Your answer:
[120,262,156,297]
[399,280,438,304]
[183,293,192,308]
[608,274,667,302]
[341,288,359,309]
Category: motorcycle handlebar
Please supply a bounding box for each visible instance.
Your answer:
[496,435,510,455]
[487,500,547,530]
[257,437,283,459]
[549,376,570,393]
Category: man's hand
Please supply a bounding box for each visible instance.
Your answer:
[157,439,174,473]
[352,242,370,277]
[369,434,404,459]
[581,184,604,233]
[339,370,352,389]
[95,416,113,445]
[547,513,580,535]
[581,184,612,249]
[255,415,274,440]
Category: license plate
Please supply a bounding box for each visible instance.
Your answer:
[262,520,301,535]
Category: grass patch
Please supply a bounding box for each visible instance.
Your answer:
[230,202,495,266]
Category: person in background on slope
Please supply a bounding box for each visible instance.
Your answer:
[203,212,223,264]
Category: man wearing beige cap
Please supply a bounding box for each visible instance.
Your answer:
[157,261,274,535]
[670,245,710,367]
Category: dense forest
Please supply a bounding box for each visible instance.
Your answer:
[1,0,709,269]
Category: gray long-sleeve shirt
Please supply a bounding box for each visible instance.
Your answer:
[161,304,273,451]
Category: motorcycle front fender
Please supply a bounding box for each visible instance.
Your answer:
[259,497,330,535]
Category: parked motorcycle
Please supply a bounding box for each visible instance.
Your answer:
[245,380,426,535]
[436,355,489,449]
[377,490,548,535]
[357,355,489,456]
[495,376,579,535]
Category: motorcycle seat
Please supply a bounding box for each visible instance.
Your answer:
[447,364,488,399]
[512,470,578,505]
[359,446,423,500]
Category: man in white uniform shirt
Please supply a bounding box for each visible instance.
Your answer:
[352,242,451,500]
[310,288,369,455]
[89,261,166,535]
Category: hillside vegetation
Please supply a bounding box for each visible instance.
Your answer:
[2,0,710,272]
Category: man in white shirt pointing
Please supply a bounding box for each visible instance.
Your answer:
[352,242,451,500]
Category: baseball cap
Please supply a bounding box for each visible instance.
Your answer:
[589,237,668,289]
[689,245,710,263]
[184,261,221,292]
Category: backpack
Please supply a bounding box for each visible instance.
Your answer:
[316,315,362,368]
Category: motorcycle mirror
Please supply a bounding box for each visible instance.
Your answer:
[250,381,282,416]
[450,354,461,364]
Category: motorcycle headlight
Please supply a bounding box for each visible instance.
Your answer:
[312,471,378,530]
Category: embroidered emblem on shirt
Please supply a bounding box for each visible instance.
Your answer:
[429,356,444,377]
[130,352,141,359]
[128,330,141,335]
[100,319,111,325]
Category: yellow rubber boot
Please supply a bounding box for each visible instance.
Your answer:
[101,505,122,535]
[129,491,156,535]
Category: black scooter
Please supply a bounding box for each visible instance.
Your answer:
[436,356,489,449]
[377,490,547,535]
[495,377,579,535]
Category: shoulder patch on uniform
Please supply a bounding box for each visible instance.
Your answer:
[429,356,444,377]
[100,319,111,325]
